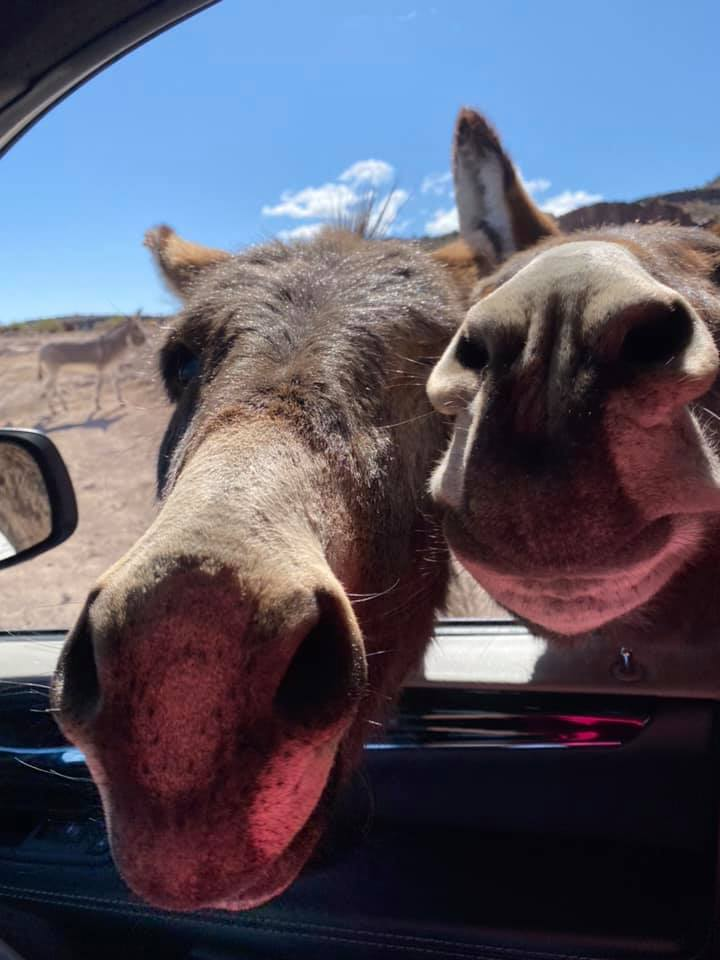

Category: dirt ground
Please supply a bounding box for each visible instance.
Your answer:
[0,326,169,630]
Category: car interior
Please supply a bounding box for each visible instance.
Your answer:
[2,3,720,959]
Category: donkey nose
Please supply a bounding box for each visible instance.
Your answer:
[599,296,719,421]
[430,292,718,424]
[273,590,366,731]
[52,568,366,752]
[51,594,101,730]
[612,300,693,367]
[427,326,488,416]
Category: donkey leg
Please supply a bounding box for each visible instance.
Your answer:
[45,373,59,415]
[114,372,125,406]
[58,377,68,411]
[94,372,104,412]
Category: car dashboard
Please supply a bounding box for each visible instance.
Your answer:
[1,623,719,960]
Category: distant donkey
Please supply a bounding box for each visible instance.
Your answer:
[38,313,146,414]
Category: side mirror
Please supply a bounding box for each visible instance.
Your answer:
[0,428,78,570]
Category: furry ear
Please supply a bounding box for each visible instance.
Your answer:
[431,109,559,304]
[144,225,230,298]
[430,238,488,304]
[453,108,558,261]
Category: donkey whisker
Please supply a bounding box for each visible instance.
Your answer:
[348,579,400,603]
[699,405,720,423]
[14,757,93,782]
[379,411,435,430]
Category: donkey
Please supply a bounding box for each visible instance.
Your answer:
[50,117,555,913]
[428,109,720,645]
[38,313,146,414]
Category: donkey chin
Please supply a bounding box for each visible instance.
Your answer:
[445,512,707,636]
[93,729,346,913]
[59,672,358,912]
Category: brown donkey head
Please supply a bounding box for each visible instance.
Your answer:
[51,114,553,912]
[429,112,720,639]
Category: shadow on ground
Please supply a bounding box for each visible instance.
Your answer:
[34,409,126,433]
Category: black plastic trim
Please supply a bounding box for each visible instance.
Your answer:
[0,429,78,569]
[0,0,218,158]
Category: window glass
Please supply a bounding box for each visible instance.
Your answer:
[1,0,718,630]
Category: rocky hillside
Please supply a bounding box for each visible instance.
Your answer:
[559,176,720,232]
[426,173,720,247]
[1,313,168,335]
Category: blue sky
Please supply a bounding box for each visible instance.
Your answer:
[1,0,718,323]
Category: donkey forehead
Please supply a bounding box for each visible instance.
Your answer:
[473,240,677,323]
[182,241,453,356]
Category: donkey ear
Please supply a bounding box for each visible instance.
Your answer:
[144,225,230,298]
[430,238,487,303]
[453,108,558,261]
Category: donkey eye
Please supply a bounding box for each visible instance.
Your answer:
[176,348,200,385]
[160,340,203,402]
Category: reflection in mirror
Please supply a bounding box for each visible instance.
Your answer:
[0,441,52,561]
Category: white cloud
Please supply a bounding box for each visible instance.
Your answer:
[541,189,603,217]
[519,171,552,196]
[339,159,394,187]
[421,167,551,201]
[277,223,325,241]
[263,159,404,240]
[263,158,395,225]
[516,170,601,216]
[262,183,358,220]
[421,171,452,196]
[396,10,417,21]
[425,205,459,236]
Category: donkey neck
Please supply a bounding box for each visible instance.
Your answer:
[101,320,131,344]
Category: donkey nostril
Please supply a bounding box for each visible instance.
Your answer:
[619,302,693,368]
[274,593,363,731]
[53,593,101,727]
[455,332,489,372]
